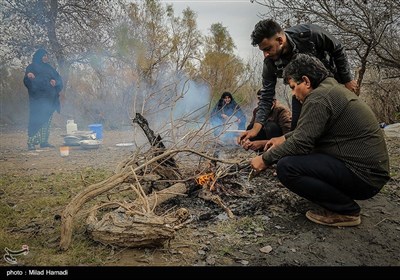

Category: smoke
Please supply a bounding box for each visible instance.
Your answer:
[136,70,212,143]
[173,76,211,122]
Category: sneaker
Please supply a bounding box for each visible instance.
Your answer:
[28,144,36,151]
[40,143,55,148]
[305,209,361,227]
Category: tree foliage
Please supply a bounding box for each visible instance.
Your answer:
[200,23,251,102]
[205,23,236,54]
[168,6,203,73]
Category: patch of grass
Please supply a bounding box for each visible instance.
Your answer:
[0,169,114,266]
[217,245,236,257]
[213,216,266,234]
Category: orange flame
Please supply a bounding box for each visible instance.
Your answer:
[195,172,217,191]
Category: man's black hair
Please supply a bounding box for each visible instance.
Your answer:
[283,53,333,89]
[251,19,283,46]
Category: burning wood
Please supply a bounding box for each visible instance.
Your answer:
[194,171,237,218]
[132,113,179,170]
[195,172,217,191]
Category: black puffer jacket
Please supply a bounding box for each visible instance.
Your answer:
[255,23,353,125]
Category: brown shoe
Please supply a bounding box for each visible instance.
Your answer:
[306,209,361,227]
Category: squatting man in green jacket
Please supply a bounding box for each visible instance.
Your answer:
[250,54,390,227]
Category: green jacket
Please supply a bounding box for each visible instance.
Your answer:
[263,77,390,189]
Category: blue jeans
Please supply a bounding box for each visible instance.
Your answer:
[276,153,380,215]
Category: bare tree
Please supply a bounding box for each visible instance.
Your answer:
[167,6,203,73]
[373,24,400,71]
[0,0,119,86]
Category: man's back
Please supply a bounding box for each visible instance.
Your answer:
[292,77,389,187]
[263,23,352,83]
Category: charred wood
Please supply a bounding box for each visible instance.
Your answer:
[132,113,179,171]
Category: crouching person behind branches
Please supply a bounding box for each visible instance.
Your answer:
[210,91,247,139]
[250,54,390,227]
[241,89,291,153]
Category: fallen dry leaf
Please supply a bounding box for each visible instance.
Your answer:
[259,245,273,254]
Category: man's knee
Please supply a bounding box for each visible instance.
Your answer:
[265,122,283,139]
[276,157,290,181]
[276,157,298,186]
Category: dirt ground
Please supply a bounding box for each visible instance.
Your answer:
[1,125,400,269]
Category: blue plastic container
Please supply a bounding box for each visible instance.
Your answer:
[88,124,103,140]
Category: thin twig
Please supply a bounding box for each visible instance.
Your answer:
[374,218,388,227]
[173,216,194,230]
[151,193,158,213]
[130,166,150,213]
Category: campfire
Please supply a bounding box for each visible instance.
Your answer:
[195,172,217,191]
[59,113,248,251]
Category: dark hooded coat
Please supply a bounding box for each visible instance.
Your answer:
[23,49,63,137]
[211,92,246,130]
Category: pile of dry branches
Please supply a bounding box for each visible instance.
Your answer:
[59,113,248,251]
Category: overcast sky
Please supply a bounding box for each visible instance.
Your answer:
[159,0,266,60]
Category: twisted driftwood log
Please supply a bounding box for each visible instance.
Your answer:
[59,149,182,251]
[86,183,187,248]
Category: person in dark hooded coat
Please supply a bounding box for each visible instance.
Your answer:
[210,91,246,137]
[23,49,63,150]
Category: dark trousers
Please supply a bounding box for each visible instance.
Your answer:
[276,153,380,215]
[247,121,282,141]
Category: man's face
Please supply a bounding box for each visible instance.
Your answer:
[258,36,283,60]
[288,78,312,104]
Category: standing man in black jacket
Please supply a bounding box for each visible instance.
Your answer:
[239,19,358,143]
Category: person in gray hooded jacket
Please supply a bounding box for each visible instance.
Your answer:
[238,19,357,145]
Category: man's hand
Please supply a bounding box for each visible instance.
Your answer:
[345,80,358,94]
[250,155,268,172]
[241,139,267,151]
[50,79,56,87]
[237,123,262,144]
[221,114,228,120]
[27,72,35,79]
[264,135,286,151]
